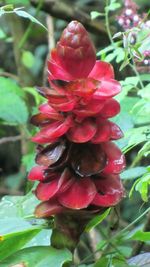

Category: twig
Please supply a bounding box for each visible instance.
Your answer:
[132,212,150,256]
[0,135,21,145]
[0,187,23,196]
[19,0,44,49]
[0,72,19,81]
[43,15,55,86]
[30,0,107,35]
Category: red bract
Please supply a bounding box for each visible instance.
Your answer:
[28,21,125,218]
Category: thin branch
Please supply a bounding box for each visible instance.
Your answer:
[30,0,108,35]
[132,212,150,256]
[43,15,55,86]
[0,135,21,145]
[0,72,19,81]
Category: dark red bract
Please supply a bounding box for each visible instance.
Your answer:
[28,21,125,218]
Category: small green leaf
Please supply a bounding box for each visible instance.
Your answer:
[14,10,47,31]
[128,230,150,242]
[0,93,28,124]
[90,11,104,20]
[85,208,111,232]
[0,218,41,260]
[22,50,35,69]
[106,2,121,11]
[121,167,147,180]
[1,246,72,267]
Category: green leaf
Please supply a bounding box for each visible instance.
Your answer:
[1,246,72,267]
[128,230,150,242]
[22,50,35,69]
[106,2,121,11]
[14,10,47,31]
[0,77,24,97]
[22,153,36,172]
[0,29,6,39]
[0,218,41,260]
[0,77,28,124]
[0,193,40,219]
[85,208,111,232]
[23,87,43,105]
[0,92,28,124]
[121,167,147,180]
[90,11,104,20]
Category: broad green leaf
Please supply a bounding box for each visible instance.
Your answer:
[128,230,150,242]
[0,92,28,124]
[128,253,150,267]
[0,77,28,124]
[85,208,111,232]
[0,77,24,97]
[121,167,147,180]
[6,0,29,4]
[0,193,39,219]
[138,84,150,100]
[1,246,72,267]
[14,10,47,31]
[0,218,41,260]
[140,74,150,82]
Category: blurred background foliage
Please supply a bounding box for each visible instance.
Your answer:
[0,0,150,266]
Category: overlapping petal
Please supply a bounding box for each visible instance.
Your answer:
[102,142,126,174]
[67,119,97,143]
[32,116,73,144]
[89,60,114,80]
[58,178,96,209]
[92,174,125,207]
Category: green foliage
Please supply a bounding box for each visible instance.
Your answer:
[22,50,35,69]
[0,246,72,267]
[129,168,150,202]
[0,0,150,266]
[85,208,111,232]
[0,77,28,124]
[0,218,41,260]
[0,6,47,30]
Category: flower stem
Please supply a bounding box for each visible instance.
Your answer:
[105,0,113,45]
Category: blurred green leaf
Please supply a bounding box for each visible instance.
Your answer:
[85,208,111,232]
[14,10,47,31]
[121,167,147,180]
[0,218,41,260]
[128,230,150,242]
[1,246,72,267]
[0,93,28,124]
[22,50,35,69]
[90,11,104,20]
[22,152,36,172]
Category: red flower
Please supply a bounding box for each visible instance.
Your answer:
[28,21,125,218]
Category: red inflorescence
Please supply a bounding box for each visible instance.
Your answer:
[28,21,126,218]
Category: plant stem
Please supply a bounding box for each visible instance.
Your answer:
[132,211,150,256]
[129,61,144,89]
[105,0,114,45]
[19,0,44,49]
[78,207,150,265]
